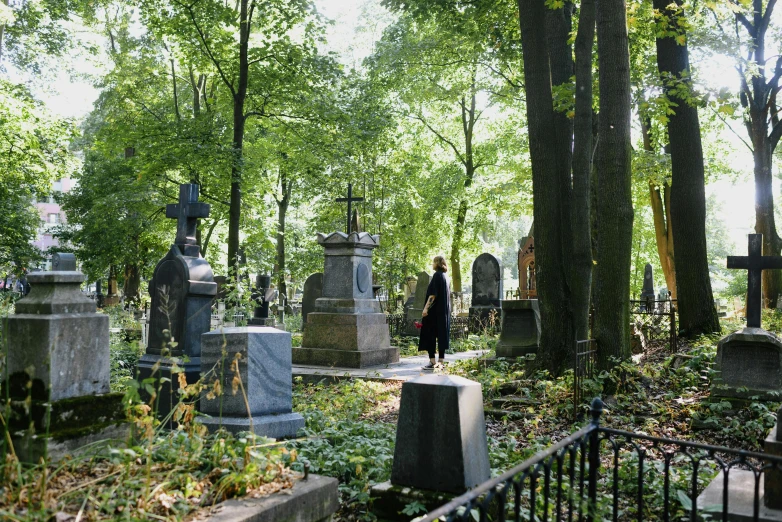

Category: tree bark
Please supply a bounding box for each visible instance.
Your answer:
[654,0,719,335]
[276,169,292,301]
[593,0,634,370]
[124,263,140,305]
[648,182,677,297]
[571,0,595,341]
[518,0,573,376]
[450,198,468,293]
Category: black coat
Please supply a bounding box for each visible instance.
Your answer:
[418,270,451,351]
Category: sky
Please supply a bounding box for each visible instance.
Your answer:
[27,0,762,257]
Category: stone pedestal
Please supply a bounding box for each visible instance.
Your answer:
[712,328,782,401]
[295,232,399,368]
[199,327,304,439]
[390,374,490,494]
[496,299,540,357]
[2,261,126,463]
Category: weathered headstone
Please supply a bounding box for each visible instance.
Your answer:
[301,273,323,325]
[469,253,502,332]
[2,254,126,462]
[248,274,275,326]
[496,299,541,357]
[370,375,490,519]
[640,263,655,311]
[713,234,782,401]
[138,184,217,421]
[199,327,304,438]
[404,271,431,336]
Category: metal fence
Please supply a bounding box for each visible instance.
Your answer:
[386,313,471,341]
[419,398,782,522]
[630,299,677,352]
[573,339,597,421]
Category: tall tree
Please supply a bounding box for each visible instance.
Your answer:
[593,0,634,369]
[518,0,574,374]
[653,0,720,336]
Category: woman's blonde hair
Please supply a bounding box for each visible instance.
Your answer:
[433,255,448,272]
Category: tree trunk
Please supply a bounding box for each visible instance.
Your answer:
[226,0,251,276]
[518,0,573,376]
[593,0,634,370]
[753,133,782,306]
[654,0,719,335]
[124,263,140,305]
[450,199,468,293]
[571,0,595,341]
[648,182,677,297]
[276,170,291,300]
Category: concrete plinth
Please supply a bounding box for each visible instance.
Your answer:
[496,299,540,357]
[698,469,782,522]
[391,374,490,494]
[712,328,782,401]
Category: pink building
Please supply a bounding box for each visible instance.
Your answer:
[32,178,73,260]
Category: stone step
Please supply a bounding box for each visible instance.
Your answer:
[491,397,542,409]
[483,408,531,421]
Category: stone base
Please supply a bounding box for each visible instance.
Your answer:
[469,305,501,333]
[369,481,456,521]
[12,423,130,464]
[137,354,201,425]
[496,300,540,357]
[403,308,423,337]
[712,328,782,401]
[194,474,338,522]
[698,469,782,521]
[292,346,400,368]
[248,317,276,326]
[198,412,305,440]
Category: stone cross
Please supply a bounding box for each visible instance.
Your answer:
[727,233,782,328]
[336,183,364,235]
[166,184,210,256]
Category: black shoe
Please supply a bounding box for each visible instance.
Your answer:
[422,363,435,370]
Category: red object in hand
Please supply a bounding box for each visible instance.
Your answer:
[414,321,423,329]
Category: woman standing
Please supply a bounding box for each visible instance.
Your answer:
[419,255,451,370]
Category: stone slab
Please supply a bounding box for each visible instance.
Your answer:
[370,480,455,521]
[698,469,782,522]
[471,253,502,307]
[292,349,490,383]
[713,328,782,401]
[201,327,293,417]
[194,474,338,522]
[292,345,399,368]
[496,299,540,357]
[302,319,391,353]
[302,273,323,324]
[391,374,491,494]
[198,412,304,440]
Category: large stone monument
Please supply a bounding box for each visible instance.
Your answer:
[403,271,430,337]
[294,184,399,368]
[496,299,541,357]
[370,375,491,519]
[469,253,502,332]
[713,234,782,401]
[518,224,536,299]
[138,184,217,420]
[2,253,126,462]
[301,272,323,325]
[199,327,304,438]
[248,274,275,327]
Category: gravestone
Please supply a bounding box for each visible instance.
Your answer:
[640,263,655,311]
[2,254,126,462]
[518,224,536,299]
[404,271,431,337]
[248,274,275,327]
[496,299,541,357]
[199,327,304,438]
[370,375,490,519]
[294,185,398,367]
[713,234,782,401]
[138,184,217,422]
[301,273,323,325]
[469,253,503,332]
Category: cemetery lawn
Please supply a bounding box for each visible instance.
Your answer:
[289,314,781,521]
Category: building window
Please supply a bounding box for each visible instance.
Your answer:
[48,213,60,224]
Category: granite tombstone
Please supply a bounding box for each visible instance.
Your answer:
[138,184,217,421]
[404,271,431,337]
[469,253,502,332]
[248,274,275,327]
[713,234,782,401]
[301,273,323,325]
[2,254,126,462]
[640,263,655,311]
[496,299,541,357]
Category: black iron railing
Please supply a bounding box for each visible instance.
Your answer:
[573,339,597,420]
[630,299,677,352]
[418,398,782,522]
[386,314,471,341]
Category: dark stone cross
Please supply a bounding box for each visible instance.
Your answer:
[166,184,210,257]
[336,183,364,234]
[728,233,782,328]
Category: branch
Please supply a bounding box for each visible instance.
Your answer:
[179,1,236,96]
[760,0,778,40]
[708,105,754,152]
[770,118,782,150]
[410,113,466,166]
